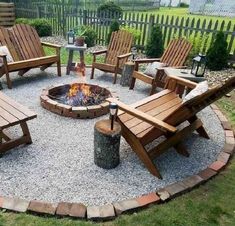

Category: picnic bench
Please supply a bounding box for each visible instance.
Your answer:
[0,92,37,154]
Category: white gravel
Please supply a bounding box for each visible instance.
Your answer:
[0,67,225,205]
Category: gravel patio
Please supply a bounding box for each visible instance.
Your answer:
[0,67,225,206]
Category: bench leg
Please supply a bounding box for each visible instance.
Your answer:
[5,71,12,89]
[90,66,95,79]
[20,122,32,144]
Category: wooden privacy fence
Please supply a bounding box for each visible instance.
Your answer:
[13,4,235,54]
[0,2,15,27]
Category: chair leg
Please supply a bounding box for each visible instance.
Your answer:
[90,66,95,79]
[5,71,12,89]
[150,83,157,95]
[20,122,32,144]
[129,77,136,90]
[174,142,189,157]
[113,69,118,84]
[57,60,61,77]
[188,116,210,139]
[121,124,162,179]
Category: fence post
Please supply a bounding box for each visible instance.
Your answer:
[36,5,40,18]
[83,9,87,25]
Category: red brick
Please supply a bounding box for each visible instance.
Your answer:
[223,143,235,154]
[136,192,160,207]
[226,137,235,145]
[87,204,115,220]
[181,175,203,189]
[69,203,86,218]
[217,152,230,164]
[56,202,73,216]
[209,161,226,172]
[113,199,140,215]
[1,197,29,212]
[225,130,234,137]
[28,201,57,215]
[157,189,170,201]
[198,168,217,180]
[221,121,232,130]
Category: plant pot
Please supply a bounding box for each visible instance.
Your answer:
[75,37,85,46]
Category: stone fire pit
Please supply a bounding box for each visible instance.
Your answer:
[40,83,113,119]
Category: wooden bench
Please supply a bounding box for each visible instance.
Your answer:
[0,92,37,154]
[0,24,61,89]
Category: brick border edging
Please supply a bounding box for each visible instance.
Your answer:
[0,105,234,221]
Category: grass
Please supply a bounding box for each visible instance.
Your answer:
[0,88,234,225]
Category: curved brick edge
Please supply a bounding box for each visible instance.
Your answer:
[40,83,118,119]
[0,105,234,221]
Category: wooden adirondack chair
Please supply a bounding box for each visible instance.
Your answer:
[107,75,235,179]
[0,24,61,89]
[90,30,133,84]
[130,38,192,95]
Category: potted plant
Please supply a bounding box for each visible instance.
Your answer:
[74,26,86,46]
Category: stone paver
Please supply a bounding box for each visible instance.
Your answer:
[157,189,170,201]
[164,182,187,197]
[69,203,86,218]
[113,199,140,215]
[217,152,230,164]
[182,175,203,189]
[223,143,235,154]
[198,168,217,180]
[56,202,73,216]
[28,201,57,215]
[87,204,115,220]
[1,197,29,212]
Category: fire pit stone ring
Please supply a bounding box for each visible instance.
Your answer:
[40,83,116,119]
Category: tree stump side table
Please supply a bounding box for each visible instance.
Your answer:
[120,61,135,87]
[94,119,121,169]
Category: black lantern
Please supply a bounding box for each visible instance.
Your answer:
[191,54,207,77]
[131,47,137,61]
[67,29,75,45]
[109,102,118,130]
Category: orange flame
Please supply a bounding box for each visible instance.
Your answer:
[68,84,91,98]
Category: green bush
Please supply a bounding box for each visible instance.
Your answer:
[178,2,189,7]
[15,18,52,37]
[107,20,120,44]
[120,25,141,43]
[207,31,229,71]
[80,25,97,47]
[145,25,164,58]
[97,1,123,19]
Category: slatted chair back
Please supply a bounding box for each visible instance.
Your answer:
[161,38,192,67]
[165,76,235,126]
[12,24,45,60]
[106,30,133,68]
[0,26,22,61]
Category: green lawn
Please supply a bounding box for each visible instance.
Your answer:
[0,88,234,225]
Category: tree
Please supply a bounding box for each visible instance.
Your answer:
[145,25,164,58]
[206,31,229,71]
[107,20,120,44]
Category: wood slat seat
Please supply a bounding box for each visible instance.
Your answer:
[0,91,37,154]
[108,75,235,179]
[130,38,192,95]
[90,30,133,84]
[0,24,61,89]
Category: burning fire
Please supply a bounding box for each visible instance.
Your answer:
[68,83,91,97]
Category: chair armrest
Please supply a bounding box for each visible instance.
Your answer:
[41,42,61,49]
[107,98,177,133]
[117,52,132,59]
[165,75,197,90]
[92,49,108,55]
[134,58,161,70]
[0,54,7,58]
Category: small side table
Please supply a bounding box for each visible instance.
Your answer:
[120,61,135,87]
[94,119,121,169]
[164,68,206,83]
[65,44,87,75]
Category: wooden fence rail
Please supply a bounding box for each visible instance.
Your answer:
[12,3,235,54]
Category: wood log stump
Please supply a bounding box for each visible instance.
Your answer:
[120,61,135,87]
[94,119,121,169]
